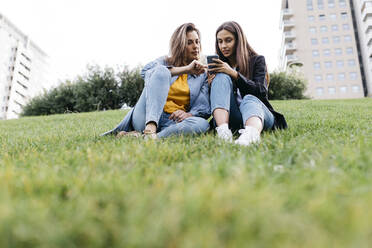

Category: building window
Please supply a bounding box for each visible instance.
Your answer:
[341,12,348,19]
[333,36,340,43]
[309,26,317,33]
[331,24,339,31]
[308,15,315,21]
[315,75,323,82]
[319,14,326,21]
[318,0,324,9]
[307,0,314,10]
[328,0,335,8]
[316,87,324,95]
[322,37,330,44]
[352,85,360,93]
[312,50,320,57]
[344,35,352,42]
[320,25,328,32]
[328,87,336,94]
[336,60,344,67]
[311,38,318,45]
[346,47,353,54]
[338,73,346,80]
[350,72,358,80]
[348,59,356,66]
[339,0,346,7]
[326,73,334,81]
[330,13,337,20]
[314,62,321,69]
[340,86,347,93]
[325,61,333,68]
[342,24,350,30]
[323,49,331,56]
[335,48,342,55]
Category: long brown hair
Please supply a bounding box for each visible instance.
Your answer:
[167,23,201,67]
[215,21,270,84]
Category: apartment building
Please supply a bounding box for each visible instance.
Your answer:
[352,0,372,96]
[0,13,50,120]
[280,0,367,99]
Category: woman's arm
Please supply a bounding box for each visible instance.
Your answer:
[169,60,207,77]
[235,56,268,99]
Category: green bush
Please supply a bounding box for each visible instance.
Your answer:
[21,65,144,117]
[269,70,308,100]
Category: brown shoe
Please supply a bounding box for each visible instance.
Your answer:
[116,131,142,138]
[143,129,157,140]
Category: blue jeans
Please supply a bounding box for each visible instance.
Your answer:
[131,66,209,138]
[210,73,274,132]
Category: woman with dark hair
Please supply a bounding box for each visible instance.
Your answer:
[208,21,287,146]
[102,23,210,139]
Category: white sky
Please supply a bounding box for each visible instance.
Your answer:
[1,0,282,84]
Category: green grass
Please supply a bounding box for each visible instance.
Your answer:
[1,98,372,248]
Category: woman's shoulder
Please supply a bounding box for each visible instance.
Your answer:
[250,55,266,64]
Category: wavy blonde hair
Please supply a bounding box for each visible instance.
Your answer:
[166,23,201,67]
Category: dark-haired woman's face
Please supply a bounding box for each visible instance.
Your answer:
[217,29,236,59]
[185,31,201,63]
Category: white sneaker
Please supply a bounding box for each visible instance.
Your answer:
[234,126,261,146]
[216,124,233,142]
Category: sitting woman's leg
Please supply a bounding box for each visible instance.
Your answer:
[210,73,243,140]
[157,115,210,138]
[235,94,274,145]
[131,65,172,132]
[210,73,231,126]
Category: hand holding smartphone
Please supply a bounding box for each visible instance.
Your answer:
[207,55,219,74]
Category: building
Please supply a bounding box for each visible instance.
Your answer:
[279,0,369,99]
[0,13,50,120]
[351,0,372,96]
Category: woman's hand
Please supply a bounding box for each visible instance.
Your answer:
[187,60,207,75]
[207,73,216,85]
[208,58,238,80]
[169,110,192,122]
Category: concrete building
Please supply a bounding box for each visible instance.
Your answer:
[0,13,50,120]
[351,0,372,96]
[280,0,368,99]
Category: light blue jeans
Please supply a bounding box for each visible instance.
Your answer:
[131,66,209,138]
[210,73,274,132]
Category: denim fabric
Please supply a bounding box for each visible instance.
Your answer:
[141,56,210,118]
[101,57,211,138]
[210,73,274,131]
[131,68,209,138]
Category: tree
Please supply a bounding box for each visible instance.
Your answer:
[118,66,144,107]
[268,70,308,100]
[21,65,144,117]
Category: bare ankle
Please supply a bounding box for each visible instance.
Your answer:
[145,122,157,133]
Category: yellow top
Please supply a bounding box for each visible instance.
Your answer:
[163,74,190,114]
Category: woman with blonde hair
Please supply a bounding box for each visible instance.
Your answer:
[102,23,210,139]
[208,21,287,146]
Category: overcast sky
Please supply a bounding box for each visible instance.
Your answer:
[1,0,282,84]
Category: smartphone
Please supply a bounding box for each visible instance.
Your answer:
[207,55,219,74]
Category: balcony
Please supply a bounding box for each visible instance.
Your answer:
[284,31,296,42]
[286,55,302,67]
[285,43,297,53]
[281,8,293,20]
[366,31,372,45]
[280,19,295,31]
[362,2,372,21]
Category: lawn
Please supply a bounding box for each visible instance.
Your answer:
[0,98,371,247]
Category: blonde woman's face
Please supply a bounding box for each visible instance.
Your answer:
[217,29,236,59]
[185,31,200,64]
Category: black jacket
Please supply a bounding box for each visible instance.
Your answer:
[234,55,287,129]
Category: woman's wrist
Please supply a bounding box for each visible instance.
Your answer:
[229,69,239,80]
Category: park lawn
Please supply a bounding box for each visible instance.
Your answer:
[0,98,372,248]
